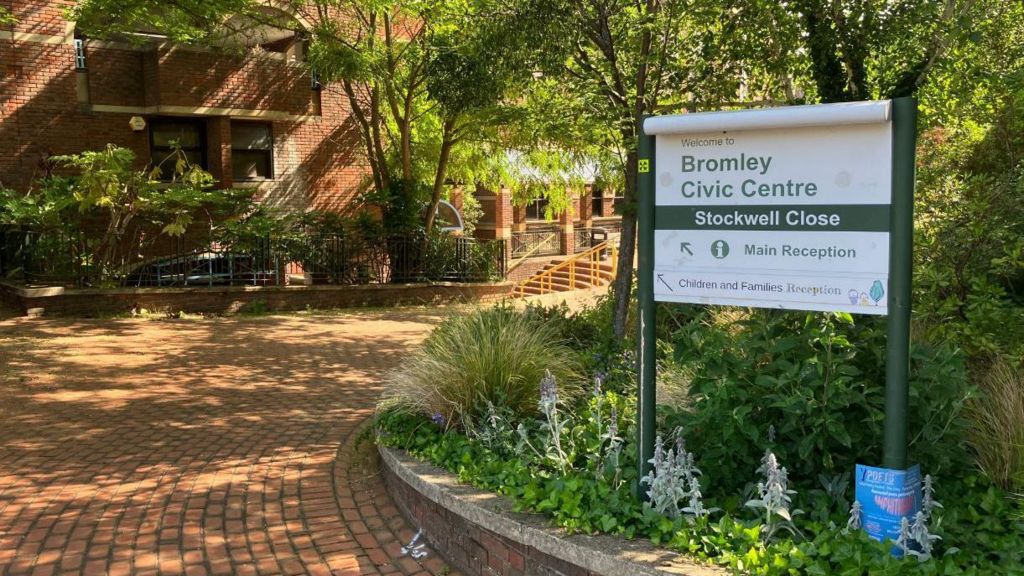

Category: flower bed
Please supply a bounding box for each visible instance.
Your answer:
[376,302,1024,576]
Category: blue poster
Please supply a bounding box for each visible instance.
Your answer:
[855,464,921,550]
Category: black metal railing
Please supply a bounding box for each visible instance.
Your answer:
[0,226,506,288]
[285,232,505,284]
[592,218,622,235]
[510,230,560,259]
[574,228,591,252]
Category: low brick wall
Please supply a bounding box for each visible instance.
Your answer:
[506,255,558,285]
[0,281,513,317]
[379,446,725,576]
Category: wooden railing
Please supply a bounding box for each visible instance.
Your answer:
[514,240,618,296]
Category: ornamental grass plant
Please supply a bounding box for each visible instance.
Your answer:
[966,359,1024,491]
[382,305,582,429]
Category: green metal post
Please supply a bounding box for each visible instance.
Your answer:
[635,121,657,497]
[883,97,917,470]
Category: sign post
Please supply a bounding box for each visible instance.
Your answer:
[635,99,918,528]
[636,124,657,491]
[884,97,917,470]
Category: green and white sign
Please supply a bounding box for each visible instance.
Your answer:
[646,101,894,314]
[634,99,918,498]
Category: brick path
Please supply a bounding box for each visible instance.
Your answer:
[0,309,461,576]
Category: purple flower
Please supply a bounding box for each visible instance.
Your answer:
[539,370,558,405]
[431,412,445,427]
[593,375,603,397]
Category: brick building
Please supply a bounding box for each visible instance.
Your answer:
[1,0,621,260]
[1,0,366,214]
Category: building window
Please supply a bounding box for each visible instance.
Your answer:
[231,122,274,181]
[524,197,550,221]
[150,119,206,180]
[73,38,87,70]
[592,187,603,217]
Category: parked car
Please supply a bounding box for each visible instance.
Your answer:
[122,251,277,287]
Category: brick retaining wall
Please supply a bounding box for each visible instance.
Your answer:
[0,281,512,317]
[379,446,725,576]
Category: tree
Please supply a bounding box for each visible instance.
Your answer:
[781,0,973,102]
[74,0,563,233]
[524,0,748,338]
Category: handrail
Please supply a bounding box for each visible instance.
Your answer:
[514,240,618,296]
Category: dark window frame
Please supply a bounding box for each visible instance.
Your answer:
[230,120,275,181]
[524,197,550,221]
[591,187,603,217]
[149,118,208,181]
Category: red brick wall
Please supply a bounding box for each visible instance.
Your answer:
[9,0,70,36]
[88,47,145,106]
[382,451,599,576]
[1,282,514,317]
[1,0,367,213]
[152,46,313,115]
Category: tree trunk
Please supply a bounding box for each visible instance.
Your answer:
[612,149,638,339]
[425,119,457,234]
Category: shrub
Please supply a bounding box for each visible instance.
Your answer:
[666,308,974,497]
[0,146,243,285]
[382,305,582,428]
[521,301,603,351]
[966,359,1024,490]
[914,114,1024,362]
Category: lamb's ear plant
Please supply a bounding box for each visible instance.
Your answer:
[892,474,946,562]
[466,401,518,455]
[518,370,574,473]
[907,510,941,561]
[846,500,863,532]
[601,404,625,488]
[640,429,711,521]
[922,474,943,519]
[745,451,803,542]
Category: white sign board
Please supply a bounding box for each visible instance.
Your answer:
[645,101,893,314]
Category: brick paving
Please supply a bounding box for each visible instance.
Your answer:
[0,309,464,576]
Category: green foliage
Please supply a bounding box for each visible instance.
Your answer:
[378,402,1024,575]
[382,305,583,427]
[913,102,1024,361]
[58,146,221,236]
[377,287,1022,574]
[0,180,78,229]
[0,5,16,25]
[69,0,260,44]
[0,146,239,284]
[519,297,638,394]
[665,309,973,497]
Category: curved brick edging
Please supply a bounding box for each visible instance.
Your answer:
[0,280,511,317]
[379,445,728,576]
